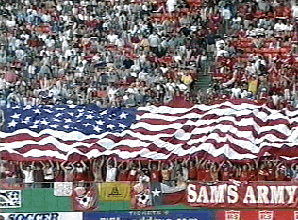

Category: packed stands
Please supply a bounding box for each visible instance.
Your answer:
[1,0,298,189]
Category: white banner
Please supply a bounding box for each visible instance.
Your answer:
[0,212,83,220]
[0,190,21,208]
[54,182,73,196]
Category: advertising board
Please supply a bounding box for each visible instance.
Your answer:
[217,210,296,220]
[84,210,216,220]
[0,212,83,220]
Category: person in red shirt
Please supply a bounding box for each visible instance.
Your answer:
[126,161,140,182]
[258,162,269,181]
[275,162,290,181]
[210,161,225,182]
[149,160,161,182]
[266,160,277,181]
[55,161,64,182]
[117,161,129,182]
[204,161,214,182]
[73,161,88,182]
[91,157,104,183]
[247,160,258,181]
[220,161,235,181]
[188,159,197,181]
[239,164,251,181]
[195,157,207,182]
[161,161,174,186]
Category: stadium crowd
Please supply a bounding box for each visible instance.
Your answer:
[0,156,297,189]
[0,0,297,108]
[1,0,298,188]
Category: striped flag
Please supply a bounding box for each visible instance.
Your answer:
[1,99,298,161]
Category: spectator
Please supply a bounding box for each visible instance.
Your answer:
[61,161,74,182]
[148,161,161,182]
[20,162,35,189]
[74,161,88,182]
[33,163,44,188]
[41,160,55,188]
[105,157,117,182]
[91,158,104,183]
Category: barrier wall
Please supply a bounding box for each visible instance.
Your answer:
[2,210,298,220]
[2,181,298,217]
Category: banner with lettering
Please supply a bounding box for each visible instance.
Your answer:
[99,182,131,201]
[0,212,83,220]
[216,210,298,220]
[84,210,216,220]
[188,181,298,208]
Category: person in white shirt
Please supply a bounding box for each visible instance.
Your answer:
[20,162,35,189]
[274,20,287,32]
[245,61,257,75]
[107,33,118,44]
[222,7,231,33]
[41,160,55,188]
[216,46,229,58]
[292,5,298,18]
[148,32,160,54]
[167,0,176,13]
[231,86,242,99]
[106,157,117,182]
[115,37,125,48]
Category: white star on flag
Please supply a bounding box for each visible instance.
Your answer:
[119,123,126,129]
[86,114,94,119]
[107,124,115,129]
[96,120,104,125]
[24,117,31,121]
[11,113,21,119]
[33,109,41,114]
[8,120,18,127]
[64,118,72,123]
[41,120,49,125]
[30,124,38,129]
[55,113,63,117]
[152,188,161,197]
[100,110,108,115]
[93,126,102,133]
[120,112,128,119]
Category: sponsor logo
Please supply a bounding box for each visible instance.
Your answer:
[1,212,82,220]
[259,211,274,220]
[0,190,21,208]
[225,210,240,220]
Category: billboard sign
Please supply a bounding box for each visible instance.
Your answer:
[84,210,216,220]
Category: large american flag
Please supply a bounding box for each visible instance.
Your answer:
[1,99,298,161]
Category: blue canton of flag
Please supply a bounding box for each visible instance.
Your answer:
[3,104,137,135]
